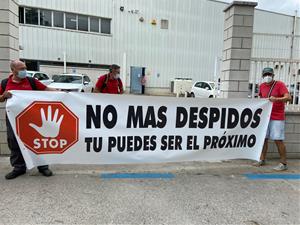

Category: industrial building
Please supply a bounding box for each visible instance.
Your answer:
[1,0,300,159]
[6,0,300,94]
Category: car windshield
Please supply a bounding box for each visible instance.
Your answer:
[53,75,82,84]
[209,83,215,89]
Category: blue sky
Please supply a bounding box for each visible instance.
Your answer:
[224,0,300,16]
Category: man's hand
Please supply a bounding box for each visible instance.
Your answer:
[269,93,291,103]
[269,96,277,102]
[0,91,12,102]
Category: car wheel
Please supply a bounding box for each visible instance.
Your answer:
[91,88,94,93]
[191,93,195,98]
[209,95,213,98]
[81,90,84,92]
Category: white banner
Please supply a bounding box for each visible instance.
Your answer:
[6,91,272,169]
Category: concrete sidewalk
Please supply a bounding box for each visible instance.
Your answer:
[0,157,299,176]
[0,158,299,225]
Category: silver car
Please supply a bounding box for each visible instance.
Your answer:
[49,74,94,92]
[27,71,53,86]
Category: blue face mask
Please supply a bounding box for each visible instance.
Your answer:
[17,70,27,79]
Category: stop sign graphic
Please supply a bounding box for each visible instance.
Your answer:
[16,101,79,154]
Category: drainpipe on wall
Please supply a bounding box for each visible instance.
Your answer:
[63,51,67,73]
[122,52,127,91]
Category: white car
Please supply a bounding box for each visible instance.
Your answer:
[49,74,94,92]
[27,71,53,86]
[190,81,215,98]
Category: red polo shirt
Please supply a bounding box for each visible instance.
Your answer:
[0,74,47,94]
[96,74,123,94]
[259,80,289,120]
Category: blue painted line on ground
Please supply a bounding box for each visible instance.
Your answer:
[244,173,300,180]
[100,173,175,179]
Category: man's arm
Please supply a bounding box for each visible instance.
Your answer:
[93,86,100,93]
[34,79,57,92]
[93,76,103,93]
[119,79,124,94]
[0,91,12,102]
[269,93,292,103]
[45,87,57,91]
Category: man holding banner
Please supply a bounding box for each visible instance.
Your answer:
[0,60,55,179]
[254,67,291,171]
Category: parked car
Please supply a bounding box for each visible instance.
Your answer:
[49,74,94,92]
[27,71,53,86]
[190,81,215,98]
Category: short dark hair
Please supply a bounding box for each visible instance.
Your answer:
[110,64,120,70]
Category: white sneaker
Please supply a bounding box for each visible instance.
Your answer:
[273,163,288,171]
[253,160,266,167]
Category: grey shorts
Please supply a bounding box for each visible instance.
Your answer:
[266,120,285,141]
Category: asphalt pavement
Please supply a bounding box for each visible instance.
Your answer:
[0,157,299,225]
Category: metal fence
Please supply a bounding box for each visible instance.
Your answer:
[249,58,300,111]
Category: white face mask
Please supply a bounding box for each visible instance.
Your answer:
[263,76,273,83]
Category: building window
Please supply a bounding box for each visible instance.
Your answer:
[161,19,169,29]
[19,7,24,23]
[78,15,88,31]
[66,13,77,30]
[40,9,52,26]
[53,11,64,28]
[101,18,111,34]
[20,7,112,35]
[90,17,99,33]
[25,8,39,25]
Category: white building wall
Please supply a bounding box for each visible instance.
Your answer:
[19,0,226,89]
[253,10,294,35]
[18,0,299,89]
[19,0,114,65]
[113,0,225,88]
[20,26,114,65]
[252,10,299,60]
[252,34,292,59]
[293,17,300,59]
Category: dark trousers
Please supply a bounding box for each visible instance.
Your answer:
[141,85,145,94]
[6,117,48,172]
